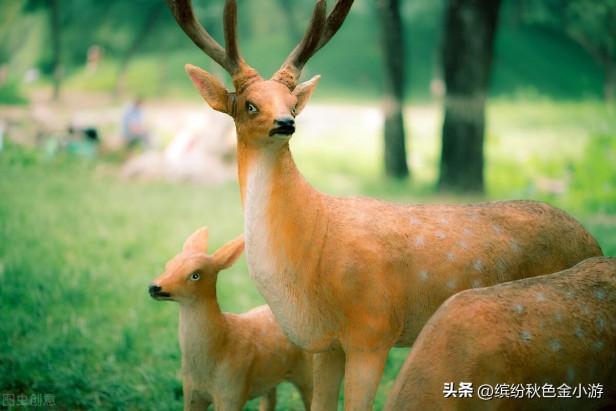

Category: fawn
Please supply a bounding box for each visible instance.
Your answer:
[165,0,603,408]
[149,228,313,411]
[385,256,616,411]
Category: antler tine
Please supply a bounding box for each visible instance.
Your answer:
[282,0,327,73]
[165,0,240,74]
[223,0,240,67]
[275,0,354,88]
[316,0,354,52]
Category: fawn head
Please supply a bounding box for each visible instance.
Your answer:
[149,227,244,303]
[166,0,353,147]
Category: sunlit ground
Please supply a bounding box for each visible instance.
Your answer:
[1,97,615,409]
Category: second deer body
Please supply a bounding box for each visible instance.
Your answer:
[385,256,616,411]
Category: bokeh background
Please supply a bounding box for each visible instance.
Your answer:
[1,0,615,409]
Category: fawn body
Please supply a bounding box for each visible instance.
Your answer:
[385,256,616,411]
[149,228,313,411]
[164,1,603,408]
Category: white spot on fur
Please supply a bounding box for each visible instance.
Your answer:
[440,217,449,225]
[447,279,457,290]
[596,317,605,331]
[513,304,525,314]
[458,240,468,249]
[496,260,507,274]
[575,326,584,339]
[549,339,561,352]
[595,289,606,300]
[536,292,546,302]
[567,367,576,382]
[446,251,455,262]
[592,341,605,352]
[471,279,482,288]
[520,330,532,342]
[510,241,520,253]
[419,270,429,281]
[554,311,563,322]
[491,224,502,233]
[436,231,446,240]
[473,259,483,272]
[410,217,420,225]
[415,235,425,247]
[463,228,472,237]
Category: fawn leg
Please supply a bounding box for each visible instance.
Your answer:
[311,349,345,411]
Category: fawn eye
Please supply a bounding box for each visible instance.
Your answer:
[190,272,200,281]
[246,102,258,114]
[291,106,297,117]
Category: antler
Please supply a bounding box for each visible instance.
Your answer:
[274,0,355,89]
[165,0,242,75]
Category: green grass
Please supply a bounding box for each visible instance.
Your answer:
[1,99,615,410]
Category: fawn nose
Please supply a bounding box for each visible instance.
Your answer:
[148,284,162,296]
[274,117,295,128]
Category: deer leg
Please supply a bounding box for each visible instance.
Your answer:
[311,349,345,411]
[342,348,389,411]
[183,379,210,411]
[258,387,277,411]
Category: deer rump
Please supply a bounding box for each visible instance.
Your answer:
[248,198,602,352]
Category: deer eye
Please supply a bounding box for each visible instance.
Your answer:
[190,272,200,281]
[291,106,297,117]
[246,102,258,114]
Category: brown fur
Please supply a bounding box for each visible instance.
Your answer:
[149,228,313,411]
[184,61,602,410]
[385,257,616,411]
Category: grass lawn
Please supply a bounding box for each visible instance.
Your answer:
[0,100,614,410]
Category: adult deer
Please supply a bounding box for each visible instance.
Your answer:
[165,1,603,409]
[385,257,616,411]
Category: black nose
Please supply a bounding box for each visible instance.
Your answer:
[148,284,161,296]
[274,117,295,128]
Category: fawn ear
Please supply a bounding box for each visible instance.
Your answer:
[212,234,244,270]
[293,75,320,116]
[185,64,232,115]
[183,227,209,253]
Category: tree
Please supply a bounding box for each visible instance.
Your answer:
[49,0,61,100]
[520,0,616,102]
[113,3,163,97]
[376,0,409,179]
[438,0,502,193]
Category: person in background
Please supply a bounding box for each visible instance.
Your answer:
[121,97,149,150]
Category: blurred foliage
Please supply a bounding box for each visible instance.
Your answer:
[568,134,616,213]
[0,81,28,105]
[0,0,610,101]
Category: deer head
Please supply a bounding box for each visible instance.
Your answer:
[149,227,244,303]
[166,0,353,147]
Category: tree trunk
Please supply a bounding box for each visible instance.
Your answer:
[50,0,61,101]
[438,0,501,193]
[376,0,409,179]
[113,6,162,98]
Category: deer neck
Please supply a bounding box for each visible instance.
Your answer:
[237,140,326,280]
[178,292,227,364]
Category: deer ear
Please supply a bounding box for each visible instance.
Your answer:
[183,227,209,253]
[293,75,320,116]
[185,64,232,115]
[212,234,244,271]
